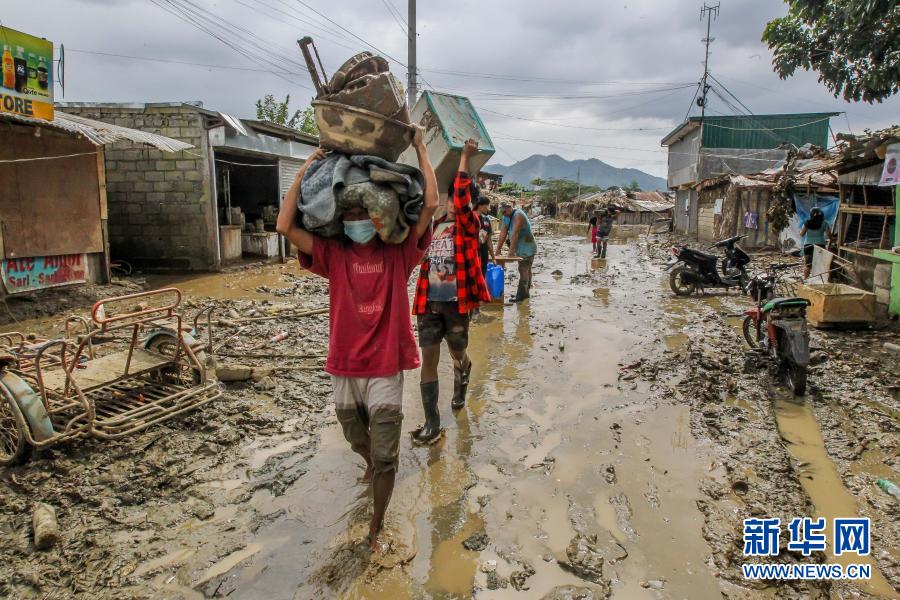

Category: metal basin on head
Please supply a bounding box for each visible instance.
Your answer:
[313,100,414,162]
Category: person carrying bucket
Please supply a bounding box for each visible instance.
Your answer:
[496,202,538,302]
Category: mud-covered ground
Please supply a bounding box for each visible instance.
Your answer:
[0,228,897,599]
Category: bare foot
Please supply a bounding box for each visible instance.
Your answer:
[368,531,389,554]
[360,464,374,484]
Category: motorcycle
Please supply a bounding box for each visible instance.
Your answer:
[668,235,751,296]
[742,262,811,395]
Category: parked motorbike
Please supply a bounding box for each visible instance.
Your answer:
[742,262,811,395]
[667,235,751,296]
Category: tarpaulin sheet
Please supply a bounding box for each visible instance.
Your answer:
[778,193,839,252]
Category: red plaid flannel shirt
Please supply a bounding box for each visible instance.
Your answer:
[413,171,491,314]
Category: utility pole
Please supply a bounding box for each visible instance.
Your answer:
[576,166,582,198]
[407,0,417,108]
[698,2,719,121]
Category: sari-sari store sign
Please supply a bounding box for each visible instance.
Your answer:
[2,255,86,293]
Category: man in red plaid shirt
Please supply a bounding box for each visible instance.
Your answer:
[412,139,491,444]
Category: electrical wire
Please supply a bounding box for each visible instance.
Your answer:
[64,48,300,73]
[148,0,309,87]
[379,0,409,38]
[0,152,98,163]
[491,133,804,162]
[157,0,304,74]
[419,67,695,87]
[234,0,360,53]
[291,0,407,67]
[478,107,673,132]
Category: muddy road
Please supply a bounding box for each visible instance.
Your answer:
[1,227,897,599]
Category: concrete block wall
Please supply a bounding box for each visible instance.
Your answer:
[60,105,216,271]
[874,263,891,306]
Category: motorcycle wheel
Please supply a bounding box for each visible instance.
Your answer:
[786,363,808,396]
[741,316,762,348]
[669,266,696,296]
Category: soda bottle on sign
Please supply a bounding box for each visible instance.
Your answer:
[14,46,27,93]
[26,53,37,92]
[1,45,14,90]
[37,56,49,91]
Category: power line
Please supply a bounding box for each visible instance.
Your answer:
[234,0,360,53]
[292,0,407,67]
[148,0,309,87]
[379,0,408,37]
[479,107,673,132]
[419,67,695,87]
[64,48,304,74]
[492,133,803,162]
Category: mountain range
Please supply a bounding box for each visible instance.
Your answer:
[486,154,666,191]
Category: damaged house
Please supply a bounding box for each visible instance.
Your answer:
[661,112,838,238]
[58,102,319,271]
[0,110,189,296]
[692,157,838,248]
[560,189,674,226]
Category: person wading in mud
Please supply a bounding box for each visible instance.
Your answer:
[588,208,601,256]
[476,196,497,281]
[593,205,619,258]
[496,201,538,302]
[275,129,438,553]
[411,139,491,444]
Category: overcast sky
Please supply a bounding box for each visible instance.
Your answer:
[5,0,898,177]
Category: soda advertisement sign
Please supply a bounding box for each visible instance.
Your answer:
[2,255,86,294]
[0,26,53,121]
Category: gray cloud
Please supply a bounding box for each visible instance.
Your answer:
[4,0,898,176]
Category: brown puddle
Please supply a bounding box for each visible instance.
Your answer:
[773,397,896,597]
[146,261,310,300]
[269,240,722,598]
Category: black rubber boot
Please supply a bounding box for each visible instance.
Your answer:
[412,381,442,444]
[601,246,607,259]
[451,359,472,410]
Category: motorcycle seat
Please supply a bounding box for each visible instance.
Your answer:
[683,249,719,262]
[762,297,811,312]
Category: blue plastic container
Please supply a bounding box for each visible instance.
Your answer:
[486,263,504,299]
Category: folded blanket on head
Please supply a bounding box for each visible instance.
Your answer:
[299,153,425,244]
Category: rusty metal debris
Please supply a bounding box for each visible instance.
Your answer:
[0,288,222,466]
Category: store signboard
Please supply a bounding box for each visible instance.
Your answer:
[2,255,86,293]
[0,26,53,120]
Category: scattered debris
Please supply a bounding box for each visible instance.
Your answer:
[462,530,490,552]
[31,503,59,551]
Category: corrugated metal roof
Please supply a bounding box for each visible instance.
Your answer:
[0,111,193,152]
[661,112,838,149]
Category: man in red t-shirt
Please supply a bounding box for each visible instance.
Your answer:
[276,130,438,553]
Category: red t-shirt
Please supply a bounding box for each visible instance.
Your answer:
[299,228,432,378]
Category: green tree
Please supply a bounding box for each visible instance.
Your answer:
[255,94,319,136]
[762,1,899,103]
[626,180,640,192]
[498,182,521,194]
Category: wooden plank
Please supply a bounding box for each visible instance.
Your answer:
[838,205,894,215]
[0,127,103,258]
[96,147,108,220]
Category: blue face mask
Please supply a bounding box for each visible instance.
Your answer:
[343,220,376,244]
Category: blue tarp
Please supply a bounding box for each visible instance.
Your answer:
[778,193,839,251]
[792,193,839,227]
